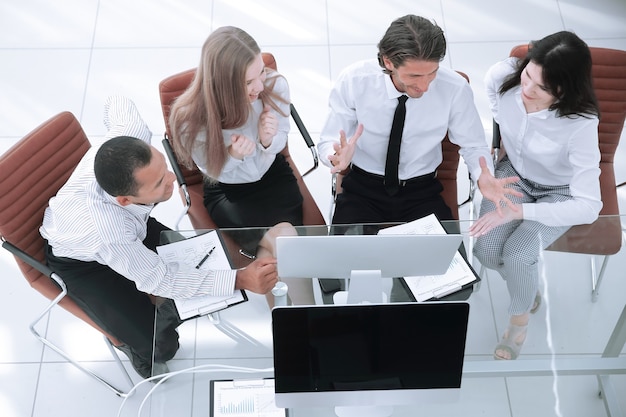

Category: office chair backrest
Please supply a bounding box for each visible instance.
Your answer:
[0,112,121,343]
[158,52,325,232]
[438,132,461,219]
[159,68,217,231]
[159,68,205,188]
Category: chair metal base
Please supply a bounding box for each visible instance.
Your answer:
[30,274,134,397]
[207,312,270,353]
[590,255,610,303]
[589,227,626,302]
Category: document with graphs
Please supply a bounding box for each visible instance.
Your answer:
[157,230,247,320]
[210,378,286,417]
[378,214,479,301]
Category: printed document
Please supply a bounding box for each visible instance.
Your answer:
[157,230,247,319]
[378,214,478,301]
[210,378,286,417]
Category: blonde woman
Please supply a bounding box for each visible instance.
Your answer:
[170,26,311,304]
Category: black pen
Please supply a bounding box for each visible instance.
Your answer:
[195,246,216,269]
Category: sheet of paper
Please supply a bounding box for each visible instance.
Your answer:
[211,378,286,417]
[157,230,246,319]
[378,214,477,301]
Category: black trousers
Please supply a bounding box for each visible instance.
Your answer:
[332,168,453,225]
[44,217,181,363]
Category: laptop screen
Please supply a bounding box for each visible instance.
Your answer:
[272,302,470,394]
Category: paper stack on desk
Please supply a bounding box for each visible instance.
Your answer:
[156,230,247,320]
[378,214,478,301]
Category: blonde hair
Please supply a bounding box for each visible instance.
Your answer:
[169,26,287,179]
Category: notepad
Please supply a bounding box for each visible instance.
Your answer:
[156,230,247,320]
[378,214,479,301]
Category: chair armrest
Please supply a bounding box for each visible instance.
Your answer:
[2,239,53,278]
[162,136,191,230]
[492,119,501,165]
[290,104,318,177]
[162,136,187,188]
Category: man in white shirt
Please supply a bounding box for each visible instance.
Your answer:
[40,96,278,379]
[318,15,520,225]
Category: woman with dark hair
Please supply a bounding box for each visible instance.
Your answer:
[169,26,312,305]
[471,31,602,360]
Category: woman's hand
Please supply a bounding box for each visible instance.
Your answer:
[228,134,256,160]
[477,156,522,216]
[469,203,522,237]
[258,105,278,148]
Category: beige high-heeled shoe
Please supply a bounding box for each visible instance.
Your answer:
[494,323,528,360]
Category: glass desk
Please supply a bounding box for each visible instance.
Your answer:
[159,221,476,305]
[128,218,626,417]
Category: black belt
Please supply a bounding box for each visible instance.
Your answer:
[350,164,437,187]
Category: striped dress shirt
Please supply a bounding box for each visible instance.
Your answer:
[40,96,236,298]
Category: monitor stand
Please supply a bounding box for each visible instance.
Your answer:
[333,270,385,304]
[335,405,394,417]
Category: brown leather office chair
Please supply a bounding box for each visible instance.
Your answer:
[493,45,626,301]
[159,52,326,268]
[0,112,133,396]
[330,71,470,222]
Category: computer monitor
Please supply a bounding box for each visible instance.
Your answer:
[272,302,470,417]
[275,234,462,304]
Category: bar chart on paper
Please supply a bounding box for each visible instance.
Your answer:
[211,379,286,417]
[219,396,254,414]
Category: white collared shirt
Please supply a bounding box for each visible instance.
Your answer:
[40,98,236,298]
[485,58,602,225]
[318,59,492,182]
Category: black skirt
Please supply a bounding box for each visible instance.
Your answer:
[203,153,303,254]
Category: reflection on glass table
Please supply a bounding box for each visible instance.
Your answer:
[132,218,626,417]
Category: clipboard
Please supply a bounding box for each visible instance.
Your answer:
[210,378,288,417]
[399,251,480,302]
[156,230,248,320]
[378,214,480,302]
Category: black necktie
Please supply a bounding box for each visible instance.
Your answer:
[384,95,408,195]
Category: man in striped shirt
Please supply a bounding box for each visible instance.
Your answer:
[40,96,278,379]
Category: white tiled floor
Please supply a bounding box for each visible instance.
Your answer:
[1,1,626,417]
